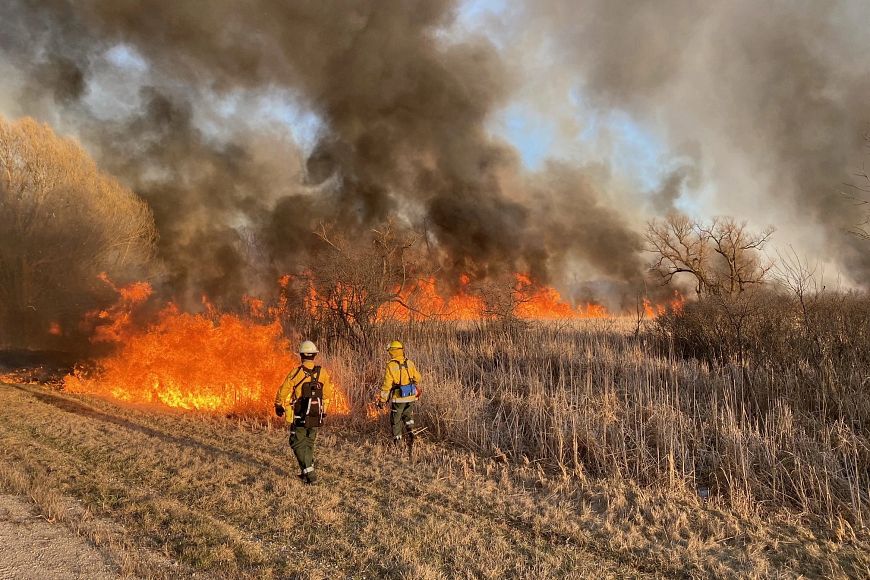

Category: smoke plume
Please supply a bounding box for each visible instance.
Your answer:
[0,0,647,314]
[515,0,870,283]
[1,0,868,334]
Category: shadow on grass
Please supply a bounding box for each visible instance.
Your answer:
[7,382,290,477]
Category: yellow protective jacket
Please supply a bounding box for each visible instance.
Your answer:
[275,361,336,424]
[380,356,421,403]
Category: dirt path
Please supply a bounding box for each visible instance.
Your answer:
[0,494,116,580]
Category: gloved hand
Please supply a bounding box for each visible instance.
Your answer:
[274,404,285,417]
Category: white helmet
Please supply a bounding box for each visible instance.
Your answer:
[298,340,319,355]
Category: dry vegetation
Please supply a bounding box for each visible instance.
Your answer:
[0,209,866,576]
[0,116,157,349]
[339,310,869,534]
[2,294,869,578]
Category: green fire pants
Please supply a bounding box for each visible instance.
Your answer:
[391,402,415,440]
[289,425,318,474]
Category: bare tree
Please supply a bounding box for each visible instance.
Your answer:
[646,213,774,297]
[700,217,775,294]
[0,116,157,348]
[298,220,424,351]
[773,248,826,360]
[840,186,869,240]
[841,134,870,241]
[645,213,714,296]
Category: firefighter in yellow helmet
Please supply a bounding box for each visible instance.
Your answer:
[379,340,422,454]
[275,340,336,484]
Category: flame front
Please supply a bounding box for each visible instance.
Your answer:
[380,273,610,321]
[643,291,686,318]
[64,273,678,416]
[379,276,486,320]
[65,278,350,415]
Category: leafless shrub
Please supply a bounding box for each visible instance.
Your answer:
[280,220,427,353]
[841,131,870,240]
[467,274,535,335]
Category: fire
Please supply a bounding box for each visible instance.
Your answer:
[643,298,663,318]
[294,270,660,321]
[65,277,350,415]
[64,273,681,416]
[379,273,610,321]
[380,276,486,321]
[670,291,686,313]
[48,321,62,336]
[84,272,153,343]
[513,274,609,319]
[643,291,686,318]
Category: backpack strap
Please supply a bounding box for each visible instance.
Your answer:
[285,367,303,403]
[300,365,322,381]
[404,360,416,384]
[389,359,402,387]
[291,366,322,403]
[390,359,414,387]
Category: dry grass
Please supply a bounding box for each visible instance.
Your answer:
[1,303,868,577]
[1,373,868,578]
[332,318,869,534]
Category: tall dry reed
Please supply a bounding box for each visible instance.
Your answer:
[325,304,868,534]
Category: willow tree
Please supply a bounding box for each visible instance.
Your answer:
[0,116,157,348]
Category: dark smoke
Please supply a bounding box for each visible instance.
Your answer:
[0,0,647,315]
[649,165,699,214]
[4,0,866,330]
[519,0,870,284]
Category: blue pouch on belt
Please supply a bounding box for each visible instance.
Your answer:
[397,384,417,398]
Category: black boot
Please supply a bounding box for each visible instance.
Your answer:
[406,432,415,459]
[300,467,316,485]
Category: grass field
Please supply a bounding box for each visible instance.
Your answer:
[1,372,868,578]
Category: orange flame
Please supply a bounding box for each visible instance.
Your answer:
[48,321,62,336]
[377,273,610,320]
[65,276,349,415]
[83,272,153,343]
[513,274,609,319]
[670,291,686,313]
[379,276,486,321]
[66,273,683,415]
[643,291,686,318]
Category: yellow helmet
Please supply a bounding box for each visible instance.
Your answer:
[299,340,319,355]
[386,340,404,351]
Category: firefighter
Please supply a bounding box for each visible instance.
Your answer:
[379,340,422,452]
[275,340,335,485]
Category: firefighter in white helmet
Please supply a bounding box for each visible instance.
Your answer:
[275,340,336,484]
[379,340,422,455]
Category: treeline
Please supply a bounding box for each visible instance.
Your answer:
[0,117,156,350]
